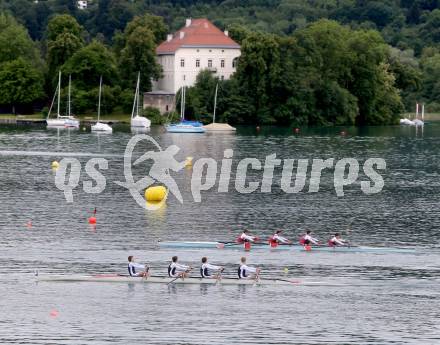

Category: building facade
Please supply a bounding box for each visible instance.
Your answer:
[145,18,241,114]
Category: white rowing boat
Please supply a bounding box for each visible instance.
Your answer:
[36,274,336,286]
[157,241,416,254]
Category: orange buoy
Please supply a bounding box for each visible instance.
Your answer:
[88,217,96,224]
[304,245,312,252]
[26,221,32,228]
[244,242,251,251]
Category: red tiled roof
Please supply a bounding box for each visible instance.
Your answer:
[156,18,240,54]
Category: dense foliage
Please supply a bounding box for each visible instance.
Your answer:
[1,0,440,125]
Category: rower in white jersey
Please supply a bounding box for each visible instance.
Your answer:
[238,229,258,243]
[328,233,347,246]
[301,230,319,245]
[271,230,292,244]
[168,256,192,278]
[200,257,224,279]
[127,256,149,277]
[238,257,261,280]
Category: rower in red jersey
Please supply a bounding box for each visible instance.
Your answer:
[269,230,292,247]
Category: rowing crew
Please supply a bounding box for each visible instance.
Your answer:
[238,230,348,249]
[128,255,260,280]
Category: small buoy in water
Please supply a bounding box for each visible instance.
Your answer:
[145,186,167,202]
[88,217,97,224]
[51,161,59,169]
[49,309,59,318]
[284,267,289,274]
[26,221,32,228]
[244,242,251,251]
[304,245,312,252]
[185,156,193,167]
[294,128,300,133]
[340,130,346,136]
[256,126,260,131]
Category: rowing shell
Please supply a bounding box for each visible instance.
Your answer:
[157,241,416,254]
[36,274,338,286]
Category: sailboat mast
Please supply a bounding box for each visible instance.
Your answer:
[182,86,186,121]
[68,75,71,117]
[131,73,139,119]
[98,76,102,122]
[57,71,61,118]
[213,83,218,124]
[137,73,140,117]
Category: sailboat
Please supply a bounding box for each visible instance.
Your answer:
[166,86,205,133]
[203,83,236,132]
[91,76,113,132]
[46,72,80,128]
[400,103,424,126]
[131,72,151,128]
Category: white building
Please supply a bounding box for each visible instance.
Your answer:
[146,18,241,113]
[77,1,88,10]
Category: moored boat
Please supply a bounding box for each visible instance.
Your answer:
[166,86,205,133]
[46,72,80,128]
[130,72,151,129]
[91,76,113,133]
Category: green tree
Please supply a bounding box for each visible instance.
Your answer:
[123,14,168,45]
[46,14,84,76]
[0,12,42,66]
[62,40,119,90]
[0,57,44,112]
[118,16,162,91]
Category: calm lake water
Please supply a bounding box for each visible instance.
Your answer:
[0,124,439,344]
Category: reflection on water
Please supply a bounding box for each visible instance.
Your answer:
[0,124,439,344]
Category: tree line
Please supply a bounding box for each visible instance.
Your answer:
[1,0,440,125]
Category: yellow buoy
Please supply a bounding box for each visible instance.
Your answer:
[145,186,167,202]
[185,156,193,167]
[51,161,60,169]
[283,267,289,274]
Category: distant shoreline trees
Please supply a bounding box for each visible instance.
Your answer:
[0,1,437,125]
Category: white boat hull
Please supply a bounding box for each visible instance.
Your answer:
[166,124,206,133]
[131,115,151,128]
[203,123,236,131]
[46,116,79,128]
[36,274,332,286]
[91,122,113,132]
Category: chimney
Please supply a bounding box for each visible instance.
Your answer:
[167,34,173,42]
[180,31,185,39]
[224,30,229,37]
[185,18,192,27]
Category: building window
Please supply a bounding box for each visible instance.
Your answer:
[166,105,169,112]
[208,59,213,68]
[183,75,186,81]
[180,59,185,67]
[221,59,225,68]
[196,59,200,68]
[232,57,238,68]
